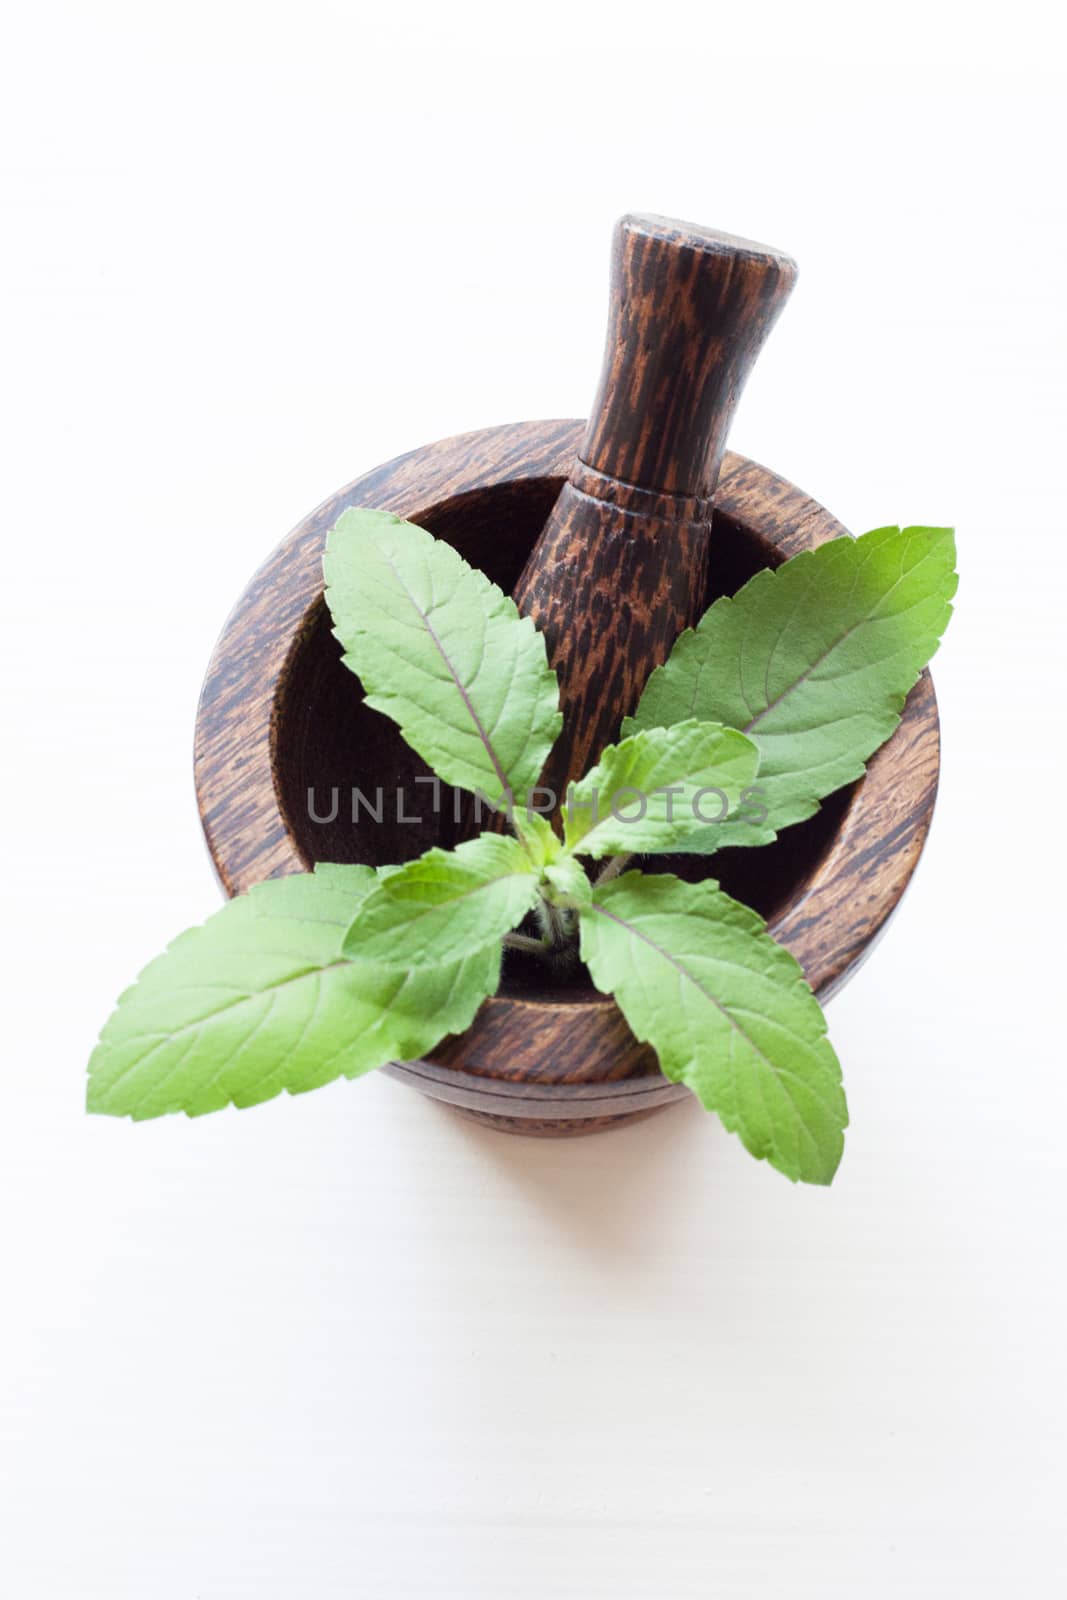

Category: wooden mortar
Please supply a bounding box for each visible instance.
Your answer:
[194,223,940,1137]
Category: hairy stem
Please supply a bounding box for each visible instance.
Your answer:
[535,895,571,949]
[595,853,632,886]
[503,931,551,959]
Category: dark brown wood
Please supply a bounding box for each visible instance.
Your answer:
[194,419,941,1137]
[511,216,796,799]
[582,217,798,497]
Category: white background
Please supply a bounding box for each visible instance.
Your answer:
[2,3,1063,1595]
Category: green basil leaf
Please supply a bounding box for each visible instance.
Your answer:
[87,866,499,1121]
[324,508,561,806]
[625,525,957,850]
[563,720,759,858]
[342,833,541,966]
[579,872,847,1184]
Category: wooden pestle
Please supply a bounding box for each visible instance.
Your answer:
[512,214,797,803]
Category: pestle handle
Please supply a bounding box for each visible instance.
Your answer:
[510,215,797,808]
[581,214,797,500]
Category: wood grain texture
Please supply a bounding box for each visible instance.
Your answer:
[580,217,797,497]
[512,216,796,800]
[508,475,713,795]
[194,420,940,1135]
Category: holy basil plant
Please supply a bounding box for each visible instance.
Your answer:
[88,511,956,1184]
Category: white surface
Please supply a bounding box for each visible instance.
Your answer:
[1,4,1064,1595]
